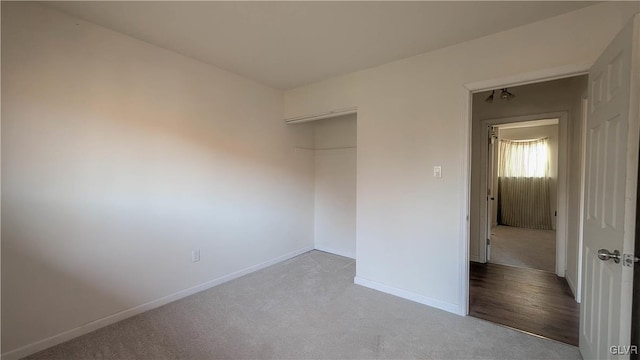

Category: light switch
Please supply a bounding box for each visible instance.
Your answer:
[433,166,442,178]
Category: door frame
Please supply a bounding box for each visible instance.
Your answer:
[476,113,568,278]
[460,63,589,315]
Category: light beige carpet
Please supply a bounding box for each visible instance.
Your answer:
[25,250,579,359]
[490,225,556,272]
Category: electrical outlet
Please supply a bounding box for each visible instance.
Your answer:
[191,249,200,262]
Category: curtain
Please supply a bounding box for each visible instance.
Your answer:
[497,138,552,230]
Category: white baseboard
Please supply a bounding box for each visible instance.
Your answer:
[469,255,480,263]
[353,276,463,315]
[314,244,355,259]
[1,245,314,360]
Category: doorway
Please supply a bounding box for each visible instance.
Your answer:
[487,119,559,273]
[462,15,640,358]
[467,76,587,345]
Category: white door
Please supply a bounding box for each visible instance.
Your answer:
[580,15,639,360]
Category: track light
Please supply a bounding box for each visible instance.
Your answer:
[500,88,515,101]
[485,90,495,103]
[484,88,515,103]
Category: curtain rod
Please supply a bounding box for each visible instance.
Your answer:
[500,137,548,143]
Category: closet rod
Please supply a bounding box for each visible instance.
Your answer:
[295,146,356,151]
[284,106,357,125]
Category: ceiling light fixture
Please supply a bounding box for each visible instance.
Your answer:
[500,88,515,101]
[484,88,515,103]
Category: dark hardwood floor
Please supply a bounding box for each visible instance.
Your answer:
[469,262,580,346]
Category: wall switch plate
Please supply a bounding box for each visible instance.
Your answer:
[192,249,200,262]
[433,166,442,178]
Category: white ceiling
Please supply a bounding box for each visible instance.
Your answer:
[45,1,597,89]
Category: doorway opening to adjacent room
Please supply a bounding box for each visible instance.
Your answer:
[467,77,587,346]
[486,118,560,273]
[464,17,639,357]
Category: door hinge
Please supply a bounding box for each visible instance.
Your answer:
[623,253,640,267]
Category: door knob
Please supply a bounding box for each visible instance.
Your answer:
[598,249,621,263]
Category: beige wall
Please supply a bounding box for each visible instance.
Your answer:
[312,115,357,258]
[499,124,560,230]
[284,2,638,313]
[1,2,315,355]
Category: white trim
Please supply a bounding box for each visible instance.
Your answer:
[465,64,590,93]
[0,245,314,360]
[460,85,473,316]
[284,106,357,125]
[497,118,559,130]
[575,98,589,303]
[557,112,570,277]
[354,276,463,315]
[314,245,355,259]
[478,119,490,262]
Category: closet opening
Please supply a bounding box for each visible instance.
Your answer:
[288,112,357,260]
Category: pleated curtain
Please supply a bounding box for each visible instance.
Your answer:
[497,138,552,230]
